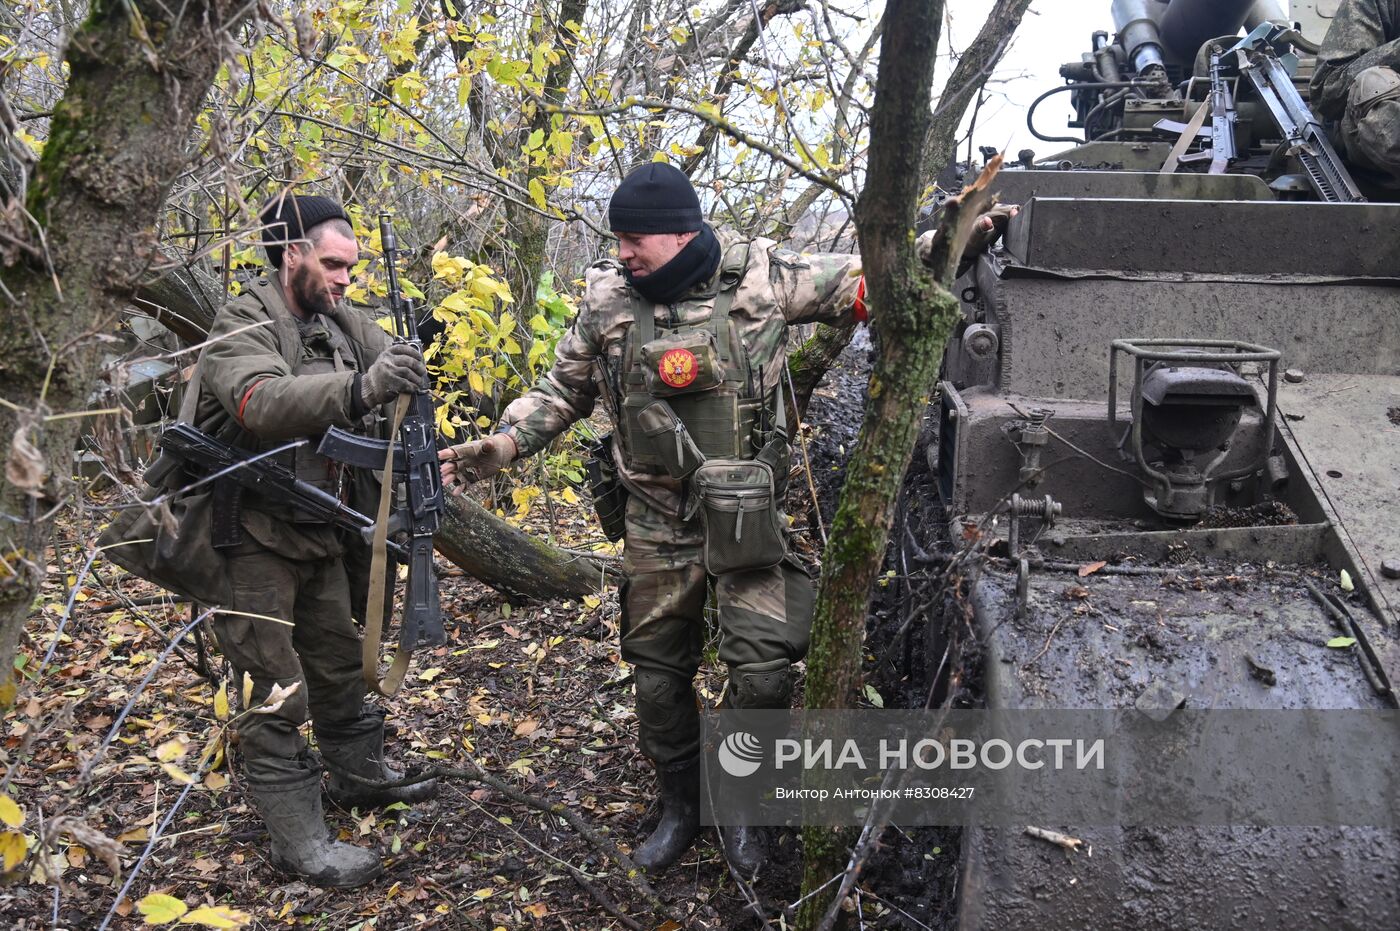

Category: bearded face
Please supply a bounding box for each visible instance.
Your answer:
[281,225,359,319]
[289,258,338,316]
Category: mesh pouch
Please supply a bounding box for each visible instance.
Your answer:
[692,458,786,575]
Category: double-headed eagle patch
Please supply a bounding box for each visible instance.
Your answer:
[658,348,699,389]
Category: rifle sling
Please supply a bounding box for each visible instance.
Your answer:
[1161,98,1211,175]
[363,393,414,697]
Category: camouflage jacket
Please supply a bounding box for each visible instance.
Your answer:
[499,228,865,516]
[1311,0,1400,120]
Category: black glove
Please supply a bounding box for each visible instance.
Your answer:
[361,343,428,407]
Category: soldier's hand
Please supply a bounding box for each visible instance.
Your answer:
[966,202,1019,254]
[362,343,428,407]
[916,203,1020,269]
[438,432,517,494]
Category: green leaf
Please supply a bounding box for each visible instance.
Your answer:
[1339,569,1354,592]
[1326,636,1357,649]
[137,893,188,925]
[863,684,884,709]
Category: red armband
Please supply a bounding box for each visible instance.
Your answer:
[852,276,868,323]
[237,379,270,427]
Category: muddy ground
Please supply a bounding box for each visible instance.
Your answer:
[1,335,971,930]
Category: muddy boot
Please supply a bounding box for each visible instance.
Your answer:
[720,824,769,876]
[249,769,382,888]
[318,710,438,810]
[634,758,700,872]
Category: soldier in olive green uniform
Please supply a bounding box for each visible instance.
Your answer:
[1311,0,1400,189]
[440,165,1008,874]
[193,196,437,887]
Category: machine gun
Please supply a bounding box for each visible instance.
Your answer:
[1229,23,1365,203]
[319,213,446,668]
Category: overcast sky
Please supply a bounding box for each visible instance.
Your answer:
[938,0,1102,161]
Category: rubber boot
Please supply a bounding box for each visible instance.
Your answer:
[720,823,769,876]
[718,658,792,876]
[633,757,701,872]
[249,769,382,888]
[318,710,439,810]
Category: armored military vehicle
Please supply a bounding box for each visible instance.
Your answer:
[926,1,1400,926]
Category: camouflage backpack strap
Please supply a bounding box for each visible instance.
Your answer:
[706,240,752,365]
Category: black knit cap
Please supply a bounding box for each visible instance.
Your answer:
[260,194,351,268]
[608,163,702,233]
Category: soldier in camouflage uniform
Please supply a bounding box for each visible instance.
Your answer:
[193,195,437,887]
[1311,0,1400,189]
[440,164,1009,874]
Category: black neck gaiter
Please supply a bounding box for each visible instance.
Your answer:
[625,224,722,305]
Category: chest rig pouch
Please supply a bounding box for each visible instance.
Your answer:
[620,243,755,468]
[618,243,793,574]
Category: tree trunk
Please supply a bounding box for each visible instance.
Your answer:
[794,0,1012,923]
[0,0,247,705]
[788,322,857,418]
[436,496,616,599]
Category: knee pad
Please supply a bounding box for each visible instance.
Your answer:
[727,659,793,709]
[1348,66,1400,116]
[634,669,695,730]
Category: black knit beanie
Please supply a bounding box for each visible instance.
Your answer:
[608,163,702,233]
[261,194,351,268]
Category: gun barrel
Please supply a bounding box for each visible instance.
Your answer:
[379,212,408,339]
[1159,0,1254,61]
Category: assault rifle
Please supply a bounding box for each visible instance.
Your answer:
[319,213,446,652]
[153,422,404,559]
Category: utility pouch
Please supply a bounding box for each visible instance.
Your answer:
[583,434,629,543]
[692,458,786,575]
[639,329,724,396]
[638,400,706,479]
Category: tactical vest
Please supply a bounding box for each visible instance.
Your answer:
[617,242,784,471]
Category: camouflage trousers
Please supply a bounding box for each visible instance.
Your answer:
[620,494,814,765]
[213,542,372,784]
[1342,66,1400,185]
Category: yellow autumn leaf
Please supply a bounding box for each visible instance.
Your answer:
[180,904,252,928]
[0,831,27,871]
[468,371,485,393]
[138,893,188,924]
[156,738,189,763]
[527,178,546,209]
[162,763,196,786]
[213,682,229,722]
[203,771,229,791]
[0,794,22,828]
[241,672,253,708]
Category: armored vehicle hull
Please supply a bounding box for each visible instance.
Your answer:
[929,2,1400,926]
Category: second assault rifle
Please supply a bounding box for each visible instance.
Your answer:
[318,214,446,666]
[153,422,405,558]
